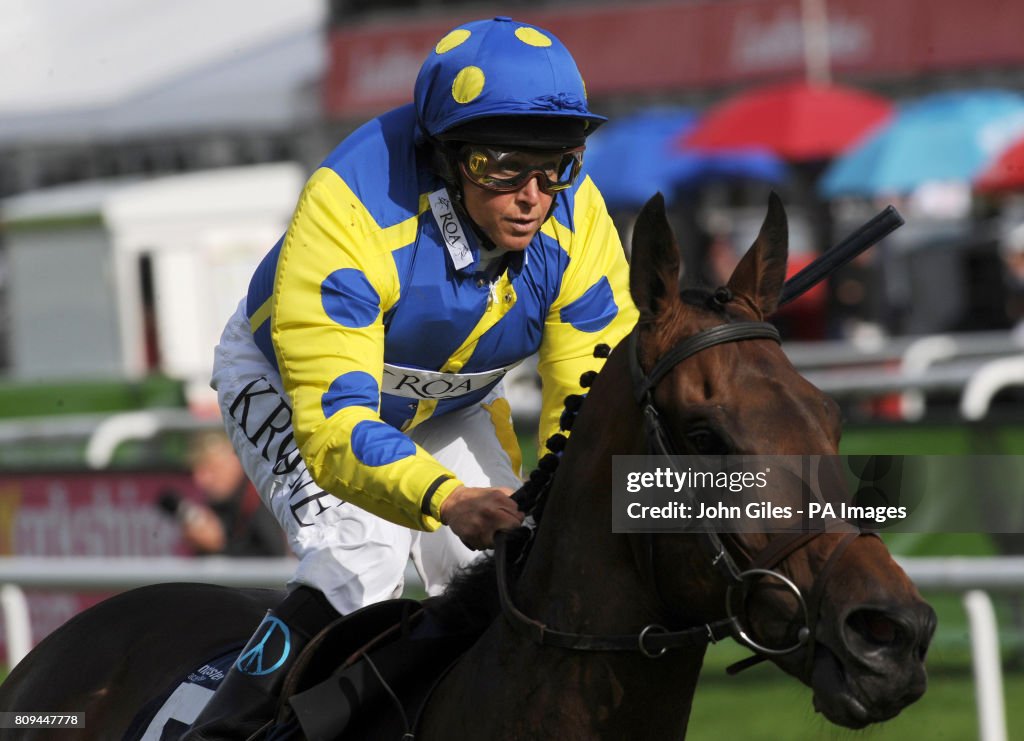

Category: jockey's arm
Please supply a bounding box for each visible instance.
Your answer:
[272,167,483,535]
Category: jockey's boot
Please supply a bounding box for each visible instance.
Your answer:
[181,585,339,740]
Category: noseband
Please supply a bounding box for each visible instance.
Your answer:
[496,314,868,669]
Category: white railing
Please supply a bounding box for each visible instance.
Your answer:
[785,330,1024,421]
[0,557,299,669]
[783,330,1024,371]
[0,556,425,666]
[964,590,1008,741]
[0,330,1019,464]
[0,555,1020,740]
[84,409,222,469]
[0,556,297,592]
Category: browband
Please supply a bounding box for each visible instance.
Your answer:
[630,322,781,404]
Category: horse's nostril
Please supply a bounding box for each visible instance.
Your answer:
[846,608,903,649]
[866,613,897,644]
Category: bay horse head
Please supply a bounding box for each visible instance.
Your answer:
[621,192,936,728]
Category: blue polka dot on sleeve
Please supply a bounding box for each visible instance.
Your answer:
[322,371,379,417]
[322,268,381,328]
[559,276,618,333]
[350,420,417,466]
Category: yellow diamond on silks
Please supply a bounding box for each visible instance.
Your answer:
[452,66,485,104]
[435,28,471,54]
[514,27,552,47]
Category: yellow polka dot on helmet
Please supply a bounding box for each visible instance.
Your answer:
[435,28,471,54]
[451,66,485,104]
[514,27,551,47]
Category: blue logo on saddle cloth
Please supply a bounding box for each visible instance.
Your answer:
[128,649,237,740]
[236,615,291,676]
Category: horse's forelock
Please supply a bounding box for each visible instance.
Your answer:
[679,287,727,314]
[642,287,732,362]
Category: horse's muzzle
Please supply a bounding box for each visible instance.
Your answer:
[811,601,937,728]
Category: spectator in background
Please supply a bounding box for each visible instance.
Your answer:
[1001,219,1024,334]
[162,431,286,558]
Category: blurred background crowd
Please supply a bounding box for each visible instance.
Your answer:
[1,0,1023,426]
[1,2,1023,736]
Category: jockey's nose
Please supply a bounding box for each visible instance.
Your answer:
[515,175,544,204]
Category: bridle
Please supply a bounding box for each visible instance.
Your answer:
[496,314,869,670]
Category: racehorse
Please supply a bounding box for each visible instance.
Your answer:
[414,193,935,739]
[0,193,934,740]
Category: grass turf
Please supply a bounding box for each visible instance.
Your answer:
[686,660,1022,740]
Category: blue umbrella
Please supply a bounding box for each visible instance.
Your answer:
[820,89,1024,198]
[583,107,787,210]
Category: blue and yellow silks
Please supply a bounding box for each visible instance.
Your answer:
[245,104,636,532]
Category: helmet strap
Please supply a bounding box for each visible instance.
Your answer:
[456,193,500,254]
[427,138,460,188]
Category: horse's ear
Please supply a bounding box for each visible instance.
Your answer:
[726,191,788,318]
[630,193,682,320]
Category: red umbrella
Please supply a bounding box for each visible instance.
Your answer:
[975,136,1024,193]
[682,81,893,161]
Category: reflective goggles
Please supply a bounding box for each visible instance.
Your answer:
[458,145,585,193]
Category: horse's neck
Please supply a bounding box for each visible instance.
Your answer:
[420,348,707,739]
[518,343,725,630]
[517,347,653,628]
[420,617,704,739]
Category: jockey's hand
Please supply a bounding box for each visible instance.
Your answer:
[179,502,227,554]
[440,485,524,551]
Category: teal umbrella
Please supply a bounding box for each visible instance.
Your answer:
[820,89,1024,198]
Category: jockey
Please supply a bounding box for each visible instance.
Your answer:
[184,16,638,738]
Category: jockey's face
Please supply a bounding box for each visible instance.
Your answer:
[459,171,553,252]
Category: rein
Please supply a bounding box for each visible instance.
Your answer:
[494,532,735,658]
[496,312,871,669]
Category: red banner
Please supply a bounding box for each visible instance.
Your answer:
[0,471,202,660]
[0,471,198,557]
[324,0,1024,119]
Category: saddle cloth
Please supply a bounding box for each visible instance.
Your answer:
[123,647,240,740]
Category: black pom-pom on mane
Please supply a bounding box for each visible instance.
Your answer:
[545,433,568,452]
[563,394,584,411]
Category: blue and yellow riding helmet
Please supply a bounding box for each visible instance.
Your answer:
[414,16,606,152]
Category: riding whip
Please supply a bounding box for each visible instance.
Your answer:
[777,205,904,308]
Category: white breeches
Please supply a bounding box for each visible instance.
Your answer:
[211,301,522,615]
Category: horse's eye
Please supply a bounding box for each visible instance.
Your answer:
[687,428,729,454]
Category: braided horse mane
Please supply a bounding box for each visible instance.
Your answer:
[422,343,606,632]
[425,284,738,634]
